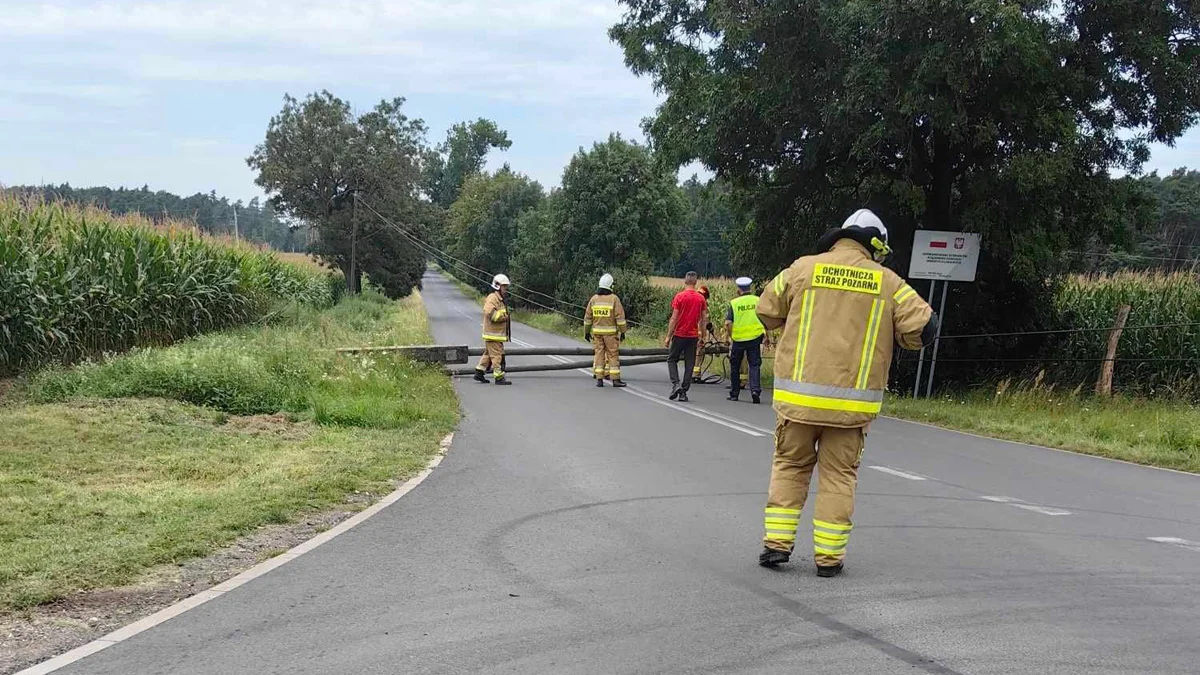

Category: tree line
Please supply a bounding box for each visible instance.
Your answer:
[4,184,312,252]
[243,91,734,307]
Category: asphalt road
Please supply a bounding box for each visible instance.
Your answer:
[57,270,1200,675]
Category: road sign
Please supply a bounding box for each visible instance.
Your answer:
[909,231,981,282]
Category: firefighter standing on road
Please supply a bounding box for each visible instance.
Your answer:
[584,273,628,388]
[756,209,936,577]
[473,274,513,386]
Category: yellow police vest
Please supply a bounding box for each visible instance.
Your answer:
[730,294,766,342]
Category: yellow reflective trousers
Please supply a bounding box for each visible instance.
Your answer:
[763,419,864,566]
[592,335,620,379]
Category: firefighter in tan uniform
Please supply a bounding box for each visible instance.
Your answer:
[756,209,936,577]
[473,273,513,386]
[583,273,628,388]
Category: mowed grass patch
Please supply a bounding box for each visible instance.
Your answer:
[885,385,1200,473]
[0,399,446,610]
[2,291,457,611]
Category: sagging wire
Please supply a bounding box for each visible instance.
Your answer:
[354,196,657,330]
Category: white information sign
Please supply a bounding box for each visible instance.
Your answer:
[908,231,980,282]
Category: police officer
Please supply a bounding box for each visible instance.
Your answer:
[584,273,628,388]
[724,276,768,404]
[755,209,936,576]
[473,273,513,385]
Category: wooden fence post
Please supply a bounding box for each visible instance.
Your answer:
[1095,304,1132,397]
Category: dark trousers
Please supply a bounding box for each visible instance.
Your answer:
[729,335,763,396]
[668,336,699,392]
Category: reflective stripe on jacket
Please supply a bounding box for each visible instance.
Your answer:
[757,239,932,427]
[482,291,510,342]
[584,293,627,335]
[729,294,766,342]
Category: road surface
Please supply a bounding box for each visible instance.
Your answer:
[57,270,1200,674]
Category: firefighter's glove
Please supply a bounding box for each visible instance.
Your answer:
[584,328,592,341]
[920,312,940,347]
[619,333,626,342]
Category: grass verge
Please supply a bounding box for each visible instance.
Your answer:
[1,291,457,611]
[885,385,1199,473]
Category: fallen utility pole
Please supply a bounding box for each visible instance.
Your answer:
[336,344,728,373]
[446,355,672,376]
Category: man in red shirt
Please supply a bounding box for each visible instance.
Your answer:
[664,271,708,402]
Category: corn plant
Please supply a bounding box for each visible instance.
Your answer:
[1048,271,1200,398]
[0,195,333,375]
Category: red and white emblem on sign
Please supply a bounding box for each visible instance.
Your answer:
[954,237,965,249]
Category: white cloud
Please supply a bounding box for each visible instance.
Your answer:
[0,0,648,106]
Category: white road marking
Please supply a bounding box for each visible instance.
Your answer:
[512,340,767,438]
[15,434,456,675]
[1147,537,1200,553]
[867,466,928,481]
[1011,504,1073,516]
[621,386,767,437]
[980,495,1071,516]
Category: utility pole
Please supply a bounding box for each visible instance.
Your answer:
[350,192,359,295]
[232,205,239,241]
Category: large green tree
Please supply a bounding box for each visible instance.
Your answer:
[659,176,736,278]
[247,91,432,296]
[1138,169,1200,270]
[446,167,544,289]
[612,0,1199,333]
[554,134,685,283]
[424,119,513,209]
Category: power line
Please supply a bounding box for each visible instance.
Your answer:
[938,321,1200,341]
[897,356,1198,363]
[354,197,607,326]
[355,197,593,314]
[1059,250,1200,265]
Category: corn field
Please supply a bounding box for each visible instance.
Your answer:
[0,195,333,375]
[1048,272,1200,397]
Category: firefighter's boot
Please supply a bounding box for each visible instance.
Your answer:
[596,379,605,388]
[473,371,488,384]
[611,379,627,388]
[816,563,844,578]
[494,377,512,386]
[759,548,790,568]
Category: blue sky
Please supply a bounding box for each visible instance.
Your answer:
[2,0,1197,204]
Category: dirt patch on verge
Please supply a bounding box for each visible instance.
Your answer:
[0,498,386,674]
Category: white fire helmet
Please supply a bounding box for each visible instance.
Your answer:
[598,273,615,290]
[491,273,511,290]
[841,208,889,244]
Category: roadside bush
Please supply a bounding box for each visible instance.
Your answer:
[24,290,457,427]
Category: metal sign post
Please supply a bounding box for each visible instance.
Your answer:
[924,280,950,398]
[907,231,981,398]
[912,279,935,398]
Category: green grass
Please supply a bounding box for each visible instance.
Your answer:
[0,291,457,611]
[885,383,1200,473]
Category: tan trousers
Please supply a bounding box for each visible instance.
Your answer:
[475,341,505,377]
[592,335,621,379]
[763,419,865,567]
